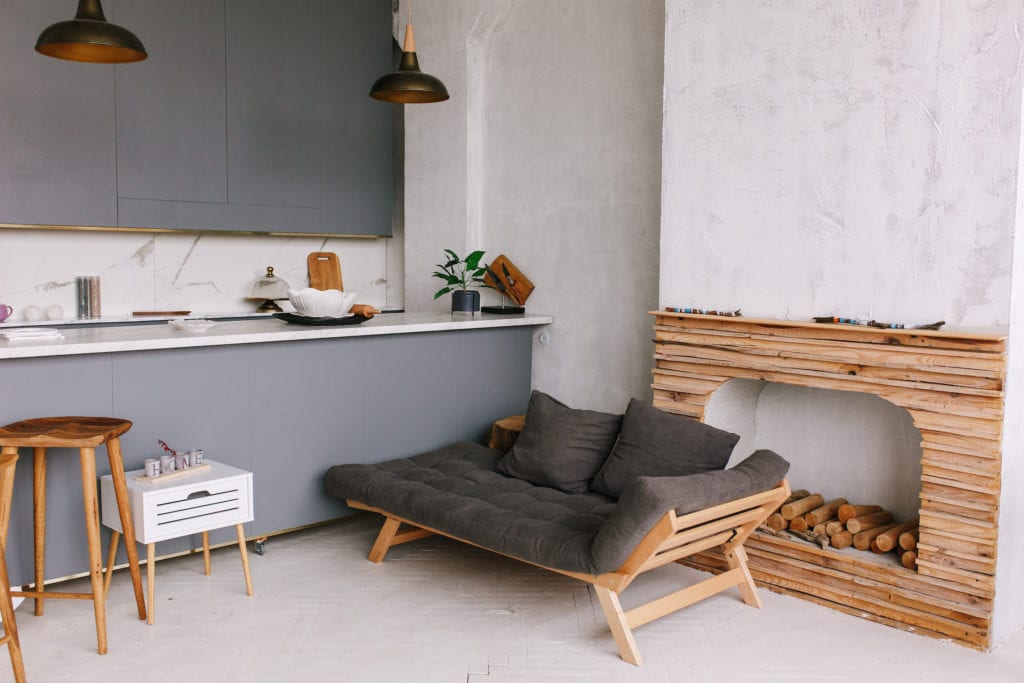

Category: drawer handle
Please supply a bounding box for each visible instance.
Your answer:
[186,490,212,500]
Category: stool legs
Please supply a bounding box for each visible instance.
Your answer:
[32,447,46,616]
[105,437,147,622]
[78,447,107,655]
[0,450,26,683]
[102,530,121,599]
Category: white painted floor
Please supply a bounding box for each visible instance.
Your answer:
[7,514,1024,682]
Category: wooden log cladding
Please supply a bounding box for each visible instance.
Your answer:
[854,522,900,551]
[781,494,824,520]
[876,519,919,553]
[680,538,992,647]
[838,504,882,523]
[805,499,847,527]
[846,511,894,534]
[650,312,1007,650]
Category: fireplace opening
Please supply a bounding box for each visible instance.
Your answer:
[705,379,923,521]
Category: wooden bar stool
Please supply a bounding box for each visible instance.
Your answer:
[0,453,26,682]
[0,417,147,655]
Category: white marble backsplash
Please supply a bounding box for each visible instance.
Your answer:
[0,228,396,322]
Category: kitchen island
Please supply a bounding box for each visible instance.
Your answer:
[0,313,551,585]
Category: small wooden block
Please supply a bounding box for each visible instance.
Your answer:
[135,462,212,483]
[488,414,526,452]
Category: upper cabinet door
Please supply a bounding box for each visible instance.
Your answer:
[321,0,394,236]
[226,0,322,215]
[114,0,228,208]
[0,0,117,228]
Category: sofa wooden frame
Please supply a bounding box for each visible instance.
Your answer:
[348,478,789,666]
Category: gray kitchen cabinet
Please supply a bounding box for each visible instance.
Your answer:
[114,0,228,212]
[0,0,117,228]
[0,324,536,585]
[321,0,395,235]
[1,0,393,236]
[110,346,254,552]
[225,0,322,231]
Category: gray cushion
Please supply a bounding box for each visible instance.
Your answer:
[494,391,622,495]
[324,441,618,574]
[590,399,740,499]
[589,449,790,572]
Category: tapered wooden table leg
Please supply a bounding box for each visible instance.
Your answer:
[236,524,253,596]
[146,543,155,626]
[202,531,211,576]
[32,447,46,617]
[103,530,121,600]
[105,437,147,621]
[79,448,107,655]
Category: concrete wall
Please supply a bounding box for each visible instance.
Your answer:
[401,0,664,412]
[662,0,1023,644]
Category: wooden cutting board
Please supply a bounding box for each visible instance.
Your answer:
[307,252,343,291]
[483,255,534,306]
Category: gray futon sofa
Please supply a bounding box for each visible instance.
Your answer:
[324,391,790,666]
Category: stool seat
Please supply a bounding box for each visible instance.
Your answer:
[0,417,132,448]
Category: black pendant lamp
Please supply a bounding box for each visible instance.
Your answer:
[369,2,448,104]
[36,0,147,64]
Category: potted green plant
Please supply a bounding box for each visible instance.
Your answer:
[433,249,486,312]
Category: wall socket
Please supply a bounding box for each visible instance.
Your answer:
[537,329,551,346]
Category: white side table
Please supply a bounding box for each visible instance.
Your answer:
[99,460,254,624]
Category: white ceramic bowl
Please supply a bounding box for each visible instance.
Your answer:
[288,288,357,318]
[169,318,217,333]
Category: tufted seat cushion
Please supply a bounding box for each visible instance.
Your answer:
[324,441,618,574]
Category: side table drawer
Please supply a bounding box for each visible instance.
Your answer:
[145,475,253,542]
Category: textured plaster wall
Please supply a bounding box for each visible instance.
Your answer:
[662,1,1024,644]
[662,1,1021,328]
[402,0,664,412]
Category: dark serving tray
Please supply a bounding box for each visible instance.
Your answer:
[273,313,370,326]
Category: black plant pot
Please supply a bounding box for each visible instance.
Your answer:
[451,289,480,313]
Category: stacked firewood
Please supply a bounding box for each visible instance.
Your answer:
[761,489,920,568]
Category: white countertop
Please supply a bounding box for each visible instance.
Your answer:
[0,312,553,360]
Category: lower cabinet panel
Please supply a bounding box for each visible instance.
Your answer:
[0,327,534,583]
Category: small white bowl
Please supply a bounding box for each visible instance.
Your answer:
[169,318,217,333]
[288,288,357,318]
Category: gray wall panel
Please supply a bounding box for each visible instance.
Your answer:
[226,0,321,212]
[455,327,534,443]
[361,332,463,459]
[0,0,117,227]
[117,198,322,234]
[114,0,228,204]
[0,354,115,585]
[249,338,366,534]
[110,346,253,553]
[0,325,536,584]
[321,0,394,235]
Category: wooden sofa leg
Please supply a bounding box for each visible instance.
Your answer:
[725,545,762,608]
[368,517,401,563]
[593,585,643,667]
